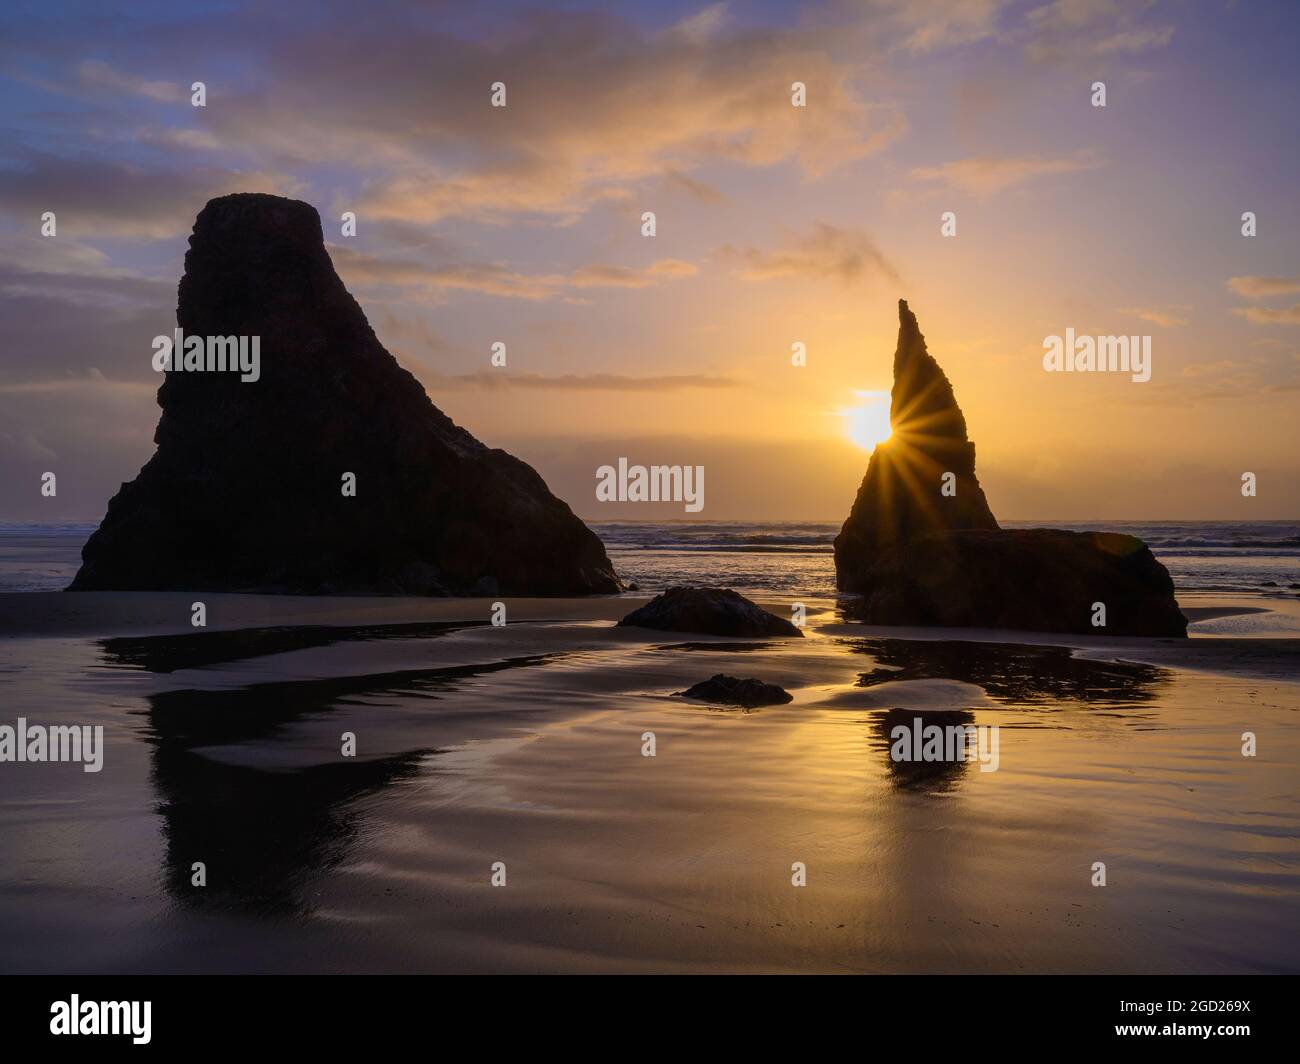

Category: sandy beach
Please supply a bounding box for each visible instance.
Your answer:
[1,589,1296,974]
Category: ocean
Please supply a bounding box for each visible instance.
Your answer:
[3,520,1297,598]
[598,520,1300,598]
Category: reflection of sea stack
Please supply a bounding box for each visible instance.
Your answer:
[835,301,1187,637]
[70,193,619,595]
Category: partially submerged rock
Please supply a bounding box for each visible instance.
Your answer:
[674,674,793,707]
[70,193,619,596]
[618,587,803,637]
[852,529,1188,637]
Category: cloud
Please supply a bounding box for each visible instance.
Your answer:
[0,154,300,239]
[0,235,172,311]
[910,151,1102,196]
[1227,275,1300,299]
[646,259,700,279]
[1176,353,1300,399]
[1233,304,1300,326]
[0,237,173,391]
[1094,25,1176,54]
[330,245,698,303]
[427,372,737,392]
[875,0,1012,54]
[672,3,730,44]
[662,168,727,205]
[1120,306,1186,327]
[78,5,898,226]
[135,127,224,152]
[76,60,187,103]
[721,223,899,284]
[0,372,154,397]
[2,4,907,238]
[1228,277,1300,325]
[1024,0,1175,63]
[568,265,662,289]
[1179,359,1241,379]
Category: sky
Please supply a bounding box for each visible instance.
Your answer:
[1,0,1297,522]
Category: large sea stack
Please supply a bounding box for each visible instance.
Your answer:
[70,193,620,596]
[834,301,1186,637]
[834,299,998,580]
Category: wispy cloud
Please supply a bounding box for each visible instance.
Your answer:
[0,237,171,308]
[0,154,299,239]
[427,372,737,392]
[878,0,1012,54]
[910,151,1102,196]
[671,3,731,44]
[1227,275,1300,299]
[1120,306,1187,327]
[1233,304,1300,326]
[0,371,154,397]
[331,246,698,303]
[76,60,187,103]
[1024,0,1175,63]
[661,167,727,205]
[721,224,899,284]
[1177,353,1300,399]
[1094,25,1176,55]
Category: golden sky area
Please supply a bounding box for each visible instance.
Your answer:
[1,1,1297,521]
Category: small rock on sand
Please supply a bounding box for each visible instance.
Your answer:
[674,674,793,707]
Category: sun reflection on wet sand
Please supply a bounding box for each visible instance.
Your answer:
[0,604,1295,973]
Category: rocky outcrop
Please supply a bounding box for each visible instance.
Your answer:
[835,301,1186,637]
[854,529,1188,637]
[618,587,803,637]
[835,300,998,585]
[674,674,793,707]
[70,193,619,596]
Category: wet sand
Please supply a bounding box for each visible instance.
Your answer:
[0,591,1297,973]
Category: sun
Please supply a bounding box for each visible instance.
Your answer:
[839,390,892,451]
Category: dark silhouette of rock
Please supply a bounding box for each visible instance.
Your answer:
[674,674,793,707]
[70,193,619,596]
[835,301,1186,637]
[835,299,998,586]
[618,587,803,637]
[852,529,1188,637]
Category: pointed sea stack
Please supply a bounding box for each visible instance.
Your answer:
[834,300,998,587]
[70,193,620,596]
[834,301,1186,637]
